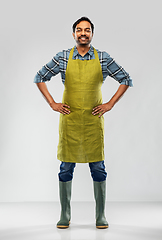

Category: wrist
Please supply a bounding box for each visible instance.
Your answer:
[107,100,115,108]
[49,100,56,107]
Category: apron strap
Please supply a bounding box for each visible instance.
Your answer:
[69,47,75,60]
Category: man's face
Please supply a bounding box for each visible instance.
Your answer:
[73,21,93,46]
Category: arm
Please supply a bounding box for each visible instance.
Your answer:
[92,84,129,117]
[34,52,70,115]
[92,51,133,117]
[36,82,70,115]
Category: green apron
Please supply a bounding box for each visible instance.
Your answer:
[57,47,104,163]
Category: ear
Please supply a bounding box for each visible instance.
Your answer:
[72,32,75,39]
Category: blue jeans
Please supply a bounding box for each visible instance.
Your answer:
[58,161,107,182]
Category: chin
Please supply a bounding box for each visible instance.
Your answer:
[80,43,89,46]
[78,41,91,46]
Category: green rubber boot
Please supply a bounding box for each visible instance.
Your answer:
[93,181,109,229]
[57,180,72,229]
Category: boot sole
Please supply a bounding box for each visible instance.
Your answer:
[57,225,69,229]
[96,225,109,229]
[57,221,70,229]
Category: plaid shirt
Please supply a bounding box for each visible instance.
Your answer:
[34,45,133,86]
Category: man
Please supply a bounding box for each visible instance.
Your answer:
[34,17,133,229]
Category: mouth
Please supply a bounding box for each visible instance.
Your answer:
[79,37,88,41]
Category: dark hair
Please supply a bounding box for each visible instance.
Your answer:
[72,17,94,33]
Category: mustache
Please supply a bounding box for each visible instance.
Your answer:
[78,36,89,39]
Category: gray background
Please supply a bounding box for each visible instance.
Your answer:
[0,0,161,202]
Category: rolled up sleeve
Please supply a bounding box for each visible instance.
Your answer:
[34,53,60,83]
[104,52,133,87]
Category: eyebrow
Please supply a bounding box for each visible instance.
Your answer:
[76,27,91,30]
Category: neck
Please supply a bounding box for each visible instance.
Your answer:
[76,44,91,57]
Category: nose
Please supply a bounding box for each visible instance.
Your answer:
[81,29,86,35]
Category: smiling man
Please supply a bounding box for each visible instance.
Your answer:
[34,17,133,229]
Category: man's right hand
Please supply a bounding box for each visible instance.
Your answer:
[36,82,70,115]
[50,102,70,115]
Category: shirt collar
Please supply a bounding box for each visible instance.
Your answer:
[73,45,94,58]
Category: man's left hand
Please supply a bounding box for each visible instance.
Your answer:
[92,102,114,118]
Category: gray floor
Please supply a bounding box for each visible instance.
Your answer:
[0,202,162,240]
